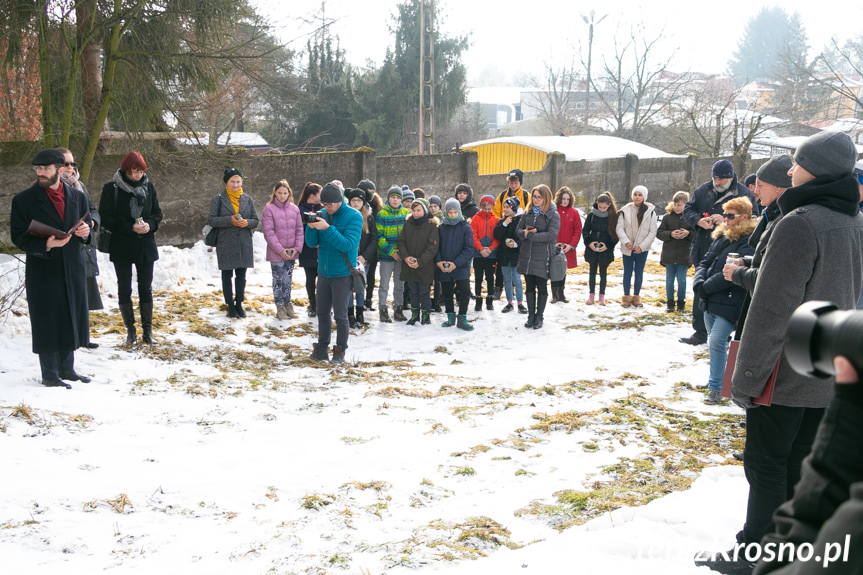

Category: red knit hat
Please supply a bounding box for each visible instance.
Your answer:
[480,194,495,206]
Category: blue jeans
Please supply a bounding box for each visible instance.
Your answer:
[621,251,648,295]
[501,265,523,303]
[704,311,735,392]
[665,264,688,303]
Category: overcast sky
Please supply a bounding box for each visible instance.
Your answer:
[255,0,861,85]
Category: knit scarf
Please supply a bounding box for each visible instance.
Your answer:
[226,187,243,214]
[591,208,609,219]
[113,169,148,220]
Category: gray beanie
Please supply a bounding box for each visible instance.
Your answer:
[756,155,793,188]
[320,182,343,204]
[387,185,402,199]
[428,195,442,208]
[402,189,416,203]
[794,131,859,179]
[357,179,376,194]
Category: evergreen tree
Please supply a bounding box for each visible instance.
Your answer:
[727,7,809,84]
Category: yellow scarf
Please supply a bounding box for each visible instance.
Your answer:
[226,187,243,214]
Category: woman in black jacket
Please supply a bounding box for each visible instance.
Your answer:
[692,196,755,405]
[347,188,377,327]
[581,192,618,306]
[298,182,322,317]
[99,151,163,345]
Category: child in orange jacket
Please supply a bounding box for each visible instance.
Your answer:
[470,195,500,311]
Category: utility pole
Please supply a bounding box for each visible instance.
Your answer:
[419,0,435,154]
[581,10,607,127]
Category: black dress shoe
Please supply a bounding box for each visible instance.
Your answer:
[42,378,72,389]
[59,371,91,383]
[86,342,99,349]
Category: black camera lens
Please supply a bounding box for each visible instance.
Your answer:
[786,301,863,378]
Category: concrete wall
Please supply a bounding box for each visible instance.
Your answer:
[0,143,769,248]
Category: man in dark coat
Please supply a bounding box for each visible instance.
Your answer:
[695,131,863,574]
[680,159,756,345]
[10,149,93,388]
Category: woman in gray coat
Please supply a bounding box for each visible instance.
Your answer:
[516,184,561,329]
[208,168,259,318]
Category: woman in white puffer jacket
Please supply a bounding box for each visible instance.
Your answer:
[615,185,657,308]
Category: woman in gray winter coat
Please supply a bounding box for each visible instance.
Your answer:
[208,168,259,318]
[516,184,561,329]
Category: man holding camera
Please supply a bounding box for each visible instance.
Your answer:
[304,182,362,364]
[697,131,863,574]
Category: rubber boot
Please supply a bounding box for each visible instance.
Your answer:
[348,306,358,328]
[140,301,156,344]
[234,275,247,317]
[421,309,431,325]
[442,312,456,327]
[533,293,548,329]
[456,314,474,331]
[406,307,420,326]
[119,302,136,345]
[223,284,238,318]
[524,294,536,328]
[550,286,560,304]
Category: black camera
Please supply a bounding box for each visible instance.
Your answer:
[302,211,319,224]
[785,301,863,377]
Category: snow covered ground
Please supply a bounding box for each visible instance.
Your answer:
[0,233,748,574]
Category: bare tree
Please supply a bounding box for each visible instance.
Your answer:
[524,61,585,135]
[592,25,688,142]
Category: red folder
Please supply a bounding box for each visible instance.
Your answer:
[720,340,778,406]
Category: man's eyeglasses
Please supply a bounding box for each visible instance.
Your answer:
[33,165,55,173]
[321,202,338,208]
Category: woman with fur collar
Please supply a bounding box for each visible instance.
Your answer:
[692,196,756,405]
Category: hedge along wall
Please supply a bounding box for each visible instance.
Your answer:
[0,143,764,248]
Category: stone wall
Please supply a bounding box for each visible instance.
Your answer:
[0,143,769,248]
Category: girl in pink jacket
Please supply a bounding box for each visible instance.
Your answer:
[262,180,304,319]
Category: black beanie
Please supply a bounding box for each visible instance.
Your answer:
[223,167,243,183]
[357,179,376,194]
[756,155,793,189]
[320,182,344,204]
[508,169,523,184]
[344,187,365,203]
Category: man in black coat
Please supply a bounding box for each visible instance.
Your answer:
[10,149,93,389]
[680,159,756,345]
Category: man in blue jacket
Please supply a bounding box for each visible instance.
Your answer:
[305,182,363,364]
[680,159,756,345]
